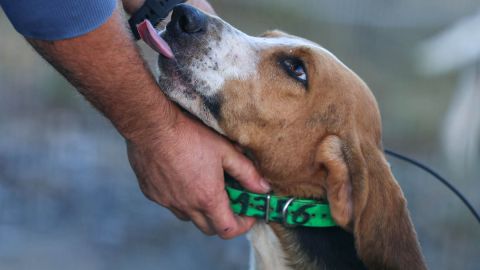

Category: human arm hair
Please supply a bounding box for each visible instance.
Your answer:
[27,7,177,141]
[27,1,268,239]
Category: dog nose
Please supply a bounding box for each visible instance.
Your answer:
[170,4,206,34]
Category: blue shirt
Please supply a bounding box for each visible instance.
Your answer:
[0,0,116,40]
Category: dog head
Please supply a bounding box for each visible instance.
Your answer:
[153,4,425,269]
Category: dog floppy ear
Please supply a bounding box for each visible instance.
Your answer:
[316,135,427,269]
[316,135,354,229]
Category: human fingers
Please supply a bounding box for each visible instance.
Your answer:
[170,207,190,221]
[222,146,270,194]
[189,211,216,236]
[203,191,256,239]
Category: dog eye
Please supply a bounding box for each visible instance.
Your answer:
[281,58,307,85]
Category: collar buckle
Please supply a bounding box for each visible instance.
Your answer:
[281,197,297,227]
[264,194,272,223]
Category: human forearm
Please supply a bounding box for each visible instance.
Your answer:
[26,0,267,239]
[28,8,177,140]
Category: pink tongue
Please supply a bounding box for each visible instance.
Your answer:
[136,20,174,59]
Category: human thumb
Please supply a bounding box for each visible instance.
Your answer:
[222,147,270,194]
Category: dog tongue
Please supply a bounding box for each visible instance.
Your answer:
[136,20,174,59]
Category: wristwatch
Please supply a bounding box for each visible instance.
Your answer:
[129,0,186,40]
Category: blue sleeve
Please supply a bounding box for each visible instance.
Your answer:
[0,0,117,40]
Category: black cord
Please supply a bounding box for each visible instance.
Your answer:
[384,149,480,224]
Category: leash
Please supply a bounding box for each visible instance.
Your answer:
[384,149,480,224]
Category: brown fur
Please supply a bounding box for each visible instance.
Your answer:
[216,31,426,269]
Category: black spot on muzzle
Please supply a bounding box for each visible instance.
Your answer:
[202,94,222,120]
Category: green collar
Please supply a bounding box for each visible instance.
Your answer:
[226,185,336,227]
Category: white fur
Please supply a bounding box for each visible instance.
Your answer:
[188,28,258,98]
[247,223,293,270]
[161,82,224,133]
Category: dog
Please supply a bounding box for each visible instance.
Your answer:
[143,4,427,270]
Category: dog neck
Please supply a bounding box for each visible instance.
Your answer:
[246,177,425,270]
[248,223,292,270]
[247,185,426,270]
[240,148,425,269]
[248,223,367,270]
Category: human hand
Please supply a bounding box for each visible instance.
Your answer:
[155,0,216,29]
[122,0,215,19]
[127,111,270,239]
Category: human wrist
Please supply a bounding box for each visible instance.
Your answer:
[116,90,180,143]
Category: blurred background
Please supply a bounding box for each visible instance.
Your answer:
[1,0,479,269]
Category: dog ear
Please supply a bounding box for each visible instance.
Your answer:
[316,135,427,269]
[315,135,354,229]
